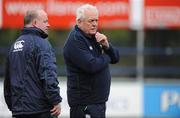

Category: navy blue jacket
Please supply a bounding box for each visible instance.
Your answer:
[4,27,62,115]
[63,25,119,107]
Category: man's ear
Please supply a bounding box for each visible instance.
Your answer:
[32,19,37,26]
[77,19,82,25]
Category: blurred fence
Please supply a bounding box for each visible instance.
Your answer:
[1,46,180,78]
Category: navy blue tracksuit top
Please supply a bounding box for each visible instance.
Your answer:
[63,25,119,107]
[4,27,62,115]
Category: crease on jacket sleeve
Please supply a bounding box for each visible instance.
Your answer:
[36,43,62,105]
[103,44,120,64]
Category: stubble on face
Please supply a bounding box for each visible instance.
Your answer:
[80,9,98,36]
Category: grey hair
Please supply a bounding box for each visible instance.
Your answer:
[76,4,98,21]
[24,10,38,26]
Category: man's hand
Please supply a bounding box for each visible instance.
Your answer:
[95,32,109,48]
[50,103,61,117]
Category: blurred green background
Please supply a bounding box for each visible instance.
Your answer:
[1,29,180,79]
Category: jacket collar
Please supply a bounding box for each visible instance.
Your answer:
[22,27,48,39]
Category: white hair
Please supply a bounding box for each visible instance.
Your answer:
[76,4,98,21]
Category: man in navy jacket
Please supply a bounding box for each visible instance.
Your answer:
[4,9,62,118]
[63,4,119,118]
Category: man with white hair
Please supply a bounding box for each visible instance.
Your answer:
[63,4,119,118]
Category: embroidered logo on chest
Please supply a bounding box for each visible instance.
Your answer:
[89,46,93,50]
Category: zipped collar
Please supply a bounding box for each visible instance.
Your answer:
[22,27,48,39]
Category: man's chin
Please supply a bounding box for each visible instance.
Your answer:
[90,31,96,35]
[45,31,48,35]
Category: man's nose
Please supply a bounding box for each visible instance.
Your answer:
[47,23,50,27]
[92,21,98,26]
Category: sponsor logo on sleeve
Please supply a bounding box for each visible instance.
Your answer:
[13,40,24,52]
